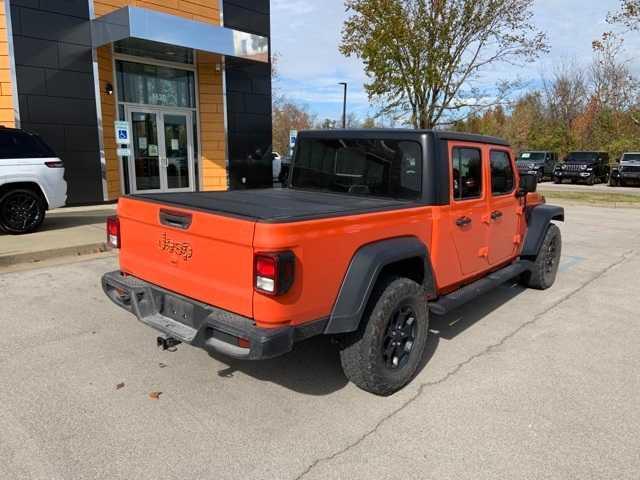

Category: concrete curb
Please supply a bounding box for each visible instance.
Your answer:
[0,242,109,268]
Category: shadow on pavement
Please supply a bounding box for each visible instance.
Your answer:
[208,281,526,396]
[39,210,115,232]
[209,335,349,396]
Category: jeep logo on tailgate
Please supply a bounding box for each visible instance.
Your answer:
[158,233,193,261]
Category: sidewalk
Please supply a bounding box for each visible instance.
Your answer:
[0,204,116,269]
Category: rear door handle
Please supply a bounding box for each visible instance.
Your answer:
[456,216,472,227]
[491,210,503,220]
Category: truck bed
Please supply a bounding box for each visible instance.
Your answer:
[134,188,417,223]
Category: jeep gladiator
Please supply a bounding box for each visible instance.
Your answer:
[102,130,564,396]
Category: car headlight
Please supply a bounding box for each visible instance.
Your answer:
[586,166,594,171]
[581,164,588,171]
[529,163,536,169]
[561,164,567,170]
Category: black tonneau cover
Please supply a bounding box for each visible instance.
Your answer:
[134,188,418,223]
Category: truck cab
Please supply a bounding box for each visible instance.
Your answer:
[516,150,557,183]
[102,129,563,395]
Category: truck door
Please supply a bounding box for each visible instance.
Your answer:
[449,144,490,276]
[487,149,520,265]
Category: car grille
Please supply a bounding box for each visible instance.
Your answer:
[516,161,530,169]
[622,165,640,173]
[564,164,586,172]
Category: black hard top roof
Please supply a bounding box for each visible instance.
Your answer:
[299,129,510,147]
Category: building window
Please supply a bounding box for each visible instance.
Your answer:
[116,61,196,108]
[114,39,194,65]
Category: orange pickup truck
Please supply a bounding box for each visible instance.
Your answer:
[102,130,564,395]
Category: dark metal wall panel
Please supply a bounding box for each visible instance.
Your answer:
[9,0,102,205]
[222,0,272,189]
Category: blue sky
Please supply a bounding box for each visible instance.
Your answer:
[270,0,640,123]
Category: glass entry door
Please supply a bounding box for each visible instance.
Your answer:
[126,107,195,194]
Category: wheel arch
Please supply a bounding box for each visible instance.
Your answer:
[325,236,435,335]
[521,204,564,258]
[0,181,49,209]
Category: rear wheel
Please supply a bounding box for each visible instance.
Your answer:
[0,189,46,234]
[339,277,429,396]
[522,224,562,290]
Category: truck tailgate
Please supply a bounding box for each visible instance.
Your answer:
[117,196,256,318]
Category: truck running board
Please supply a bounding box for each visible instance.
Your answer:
[428,261,532,316]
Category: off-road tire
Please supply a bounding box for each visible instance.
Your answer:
[522,224,562,290]
[537,170,544,184]
[553,178,561,184]
[609,177,619,187]
[586,174,595,186]
[339,277,429,396]
[0,188,46,234]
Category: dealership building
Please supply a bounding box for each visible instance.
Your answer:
[0,0,272,204]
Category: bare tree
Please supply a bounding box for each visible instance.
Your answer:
[542,62,588,130]
[591,33,639,114]
[608,0,640,30]
[340,0,548,129]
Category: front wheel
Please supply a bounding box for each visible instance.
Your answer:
[339,277,429,396]
[553,177,561,184]
[0,189,46,234]
[609,177,619,187]
[522,224,562,290]
[537,170,544,184]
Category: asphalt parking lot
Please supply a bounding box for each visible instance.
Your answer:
[1,203,639,480]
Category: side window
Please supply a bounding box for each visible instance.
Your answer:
[452,147,482,200]
[490,150,515,195]
[0,131,55,159]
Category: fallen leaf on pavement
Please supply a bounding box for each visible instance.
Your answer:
[149,391,162,400]
[159,363,167,368]
[116,382,125,390]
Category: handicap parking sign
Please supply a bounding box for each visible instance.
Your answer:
[114,121,130,145]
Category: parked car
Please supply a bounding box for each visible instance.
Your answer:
[609,152,640,187]
[553,151,610,185]
[516,151,558,183]
[102,129,564,396]
[0,127,66,234]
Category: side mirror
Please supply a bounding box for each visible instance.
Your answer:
[517,173,537,197]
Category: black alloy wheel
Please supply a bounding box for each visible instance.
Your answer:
[0,189,46,234]
[382,304,418,370]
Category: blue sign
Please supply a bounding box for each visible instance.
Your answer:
[114,121,130,145]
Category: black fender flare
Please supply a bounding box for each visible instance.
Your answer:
[324,236,435,335]
[521,204,565,258]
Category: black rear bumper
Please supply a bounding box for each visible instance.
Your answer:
[101,271,323,360]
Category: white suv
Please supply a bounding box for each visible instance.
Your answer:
[0,127,67,234]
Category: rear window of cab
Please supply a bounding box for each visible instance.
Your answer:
[291,138,423,200]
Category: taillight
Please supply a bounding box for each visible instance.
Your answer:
[45,161,64,168]
[106,216,120,249]
[254,251,295,296]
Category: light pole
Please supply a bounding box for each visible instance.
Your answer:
[339,82,348,128]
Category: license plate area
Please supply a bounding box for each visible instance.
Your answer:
[162,295,195,327]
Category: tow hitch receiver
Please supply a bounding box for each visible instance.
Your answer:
[157,336,182,351]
